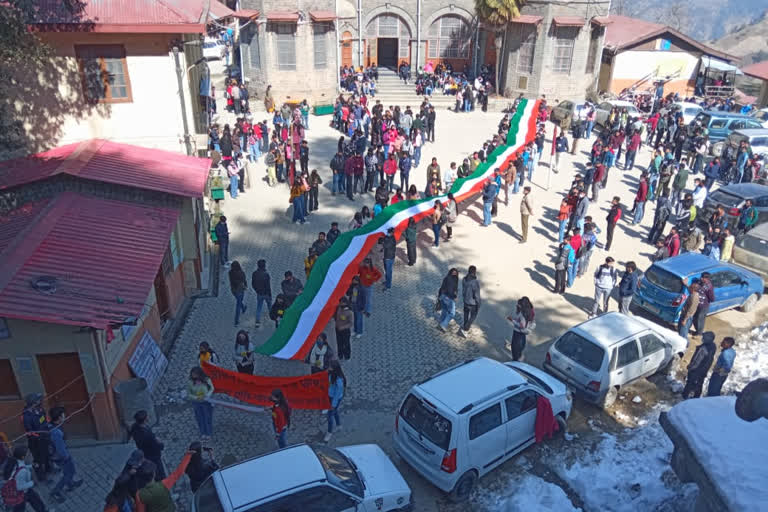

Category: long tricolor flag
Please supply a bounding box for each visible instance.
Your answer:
[257,98,541,360]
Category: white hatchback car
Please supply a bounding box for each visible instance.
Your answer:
[203,37,224,60]
[595,99,642,128]
[193,444,413,512]
[543,312,688,409]
[393,357,571,502]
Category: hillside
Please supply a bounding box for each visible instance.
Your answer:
[712,11,768,65]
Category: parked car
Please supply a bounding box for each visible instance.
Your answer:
[732,222,768,282]
[633,253,764,325]
[711,128,768,160]
[698,183,768,229]
[749,107,768,129]
[193,443,413,512]
[662,102,703,125]
[594,100,642,128]
[202,37,224,60]
[688,111,763,142]
[543,312,687,408]
[393,357,571,502]
[550,100,589,125]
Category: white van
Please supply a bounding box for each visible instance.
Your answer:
[543,312,687,408]
[393,358,571,502]
[193,443,413,511]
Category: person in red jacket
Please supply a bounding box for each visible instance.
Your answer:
[605,196,622,251]
[591,163,605,202]
[270,389,291,448]
[358,257,382,316]
[664,227,681,257]
[624,131,642,170]
[632,173,649,225]
[383,153,398,192]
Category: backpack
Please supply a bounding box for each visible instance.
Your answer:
[555,246,569,270]
[1,465,26,506]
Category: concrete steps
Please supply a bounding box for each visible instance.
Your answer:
[372,69,456,109]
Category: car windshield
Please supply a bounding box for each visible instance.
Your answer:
[737,234,768,256]
[311,445,364,498]
[644,265,683,293]
[709,189,743,207]
[193,477,225,512]
[684,107,700,116]
[510,366,553,394]
[400,394,452,450]
[555,332,605,372]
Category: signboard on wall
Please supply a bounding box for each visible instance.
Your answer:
[128,332,168,391]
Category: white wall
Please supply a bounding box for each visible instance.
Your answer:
[612,50,699,83]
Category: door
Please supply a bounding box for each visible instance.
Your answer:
[597,102,611,126]
[154,266,171,321]
[709,270,747,311]
[37,353,97,438]
[755,195,768,223]
[609,339,645,386]
[341,31,353,67]
[638,332,668,376]
[504,389,538,456]
[378,38,398,67]
[467,402,506,474]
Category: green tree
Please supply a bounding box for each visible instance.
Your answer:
[474,0,526,95]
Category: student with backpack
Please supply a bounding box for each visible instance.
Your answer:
[577,223,598,278]
[590,257,618,317]
[2,444,52,512]
[554,239,574,295]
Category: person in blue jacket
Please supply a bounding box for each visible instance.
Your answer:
[49,407,83,503]
[704,157,721,190]
[707,337,736,396]
[324,361,346,442]
[617,261,638,315]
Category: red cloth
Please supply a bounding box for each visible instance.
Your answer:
[535,396,559,443]
[358,265,382,286]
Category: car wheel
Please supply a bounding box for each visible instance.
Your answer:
[740,293,759,312]
[448,471,477,503]
[555,414,568,438]
[711,141,725,157]
[601,386,618,408]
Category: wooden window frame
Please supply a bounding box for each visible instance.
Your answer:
[552,27,577,74]
[516,25,537,75]
[313,23,329,69]
[75,44,133,104]
[273,23,297,71]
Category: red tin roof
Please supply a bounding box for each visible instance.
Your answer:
[0,192,181,328]
[209,1,235,20]
[552,16,586,27]
[511,15,543,25]
[0,139,210,197]
[309,10,337,22]
[590,16,612,26]
[233,9,260,19]
[266,11,299,22]
[743,60,768,82]
[27,0,209,33]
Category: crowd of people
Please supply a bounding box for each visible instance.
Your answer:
[414,61,493,112]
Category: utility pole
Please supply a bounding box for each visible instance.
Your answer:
[172,45,193,156]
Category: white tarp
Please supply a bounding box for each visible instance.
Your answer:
[701,55,743,75]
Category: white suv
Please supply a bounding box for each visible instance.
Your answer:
[393,357,572,502]
[543,312,688,408]
[193,444,413,512]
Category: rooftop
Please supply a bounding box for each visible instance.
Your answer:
[742,60,768,82]
[418,358,525,412]
[655,252,728,276]
[219,444,325,508]
[0,139,210,197]
[0,192,181,329]
[571,312,648,348]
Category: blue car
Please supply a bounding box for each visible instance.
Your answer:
[633,253,764,324]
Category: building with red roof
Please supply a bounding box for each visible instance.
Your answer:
[598,15,739,97]
[0,139,212,441]
[742,61,768,107]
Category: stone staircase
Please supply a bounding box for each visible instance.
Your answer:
[373,68,457,111]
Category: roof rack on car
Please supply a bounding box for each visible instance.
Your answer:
[458,384,521,415]
[417,357,478,385]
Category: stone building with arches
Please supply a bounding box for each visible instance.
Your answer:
[237,0,609,104]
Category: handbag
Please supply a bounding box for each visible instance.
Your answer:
[1,466,26,506]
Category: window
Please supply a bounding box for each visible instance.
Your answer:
[586,27,601,73]
[645,265,684,293]
[552,27,577,73]
[428,15,469,59]
[747,119,763,129]
[75,45,132,103]
[0,318,9,339]
[161,245,173,276]
[616,341,640,368]
[378,14,399,36]
[505,390,538,420]
[245,24,261,69]
[399,37,410,58]
[469,403,502,440]
[399,394,452,450]
[274,23,296,70]
[256,486,357,512]
[757,196,768,208]
[639,333,665,356]
[313,24,329,69]
[709,119,728,129]
[554,331,605,372]
[170,230,183,269]
[516,25,537,74]
[730,120,746,130]
[710,271,742,288]
[0,359,21,400]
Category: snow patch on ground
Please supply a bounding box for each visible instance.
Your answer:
[552,419,691,512]
[666,396,768,511]
[482,473,582,512]
[721,321,768,395]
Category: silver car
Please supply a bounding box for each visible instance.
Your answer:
[733,223,768,282]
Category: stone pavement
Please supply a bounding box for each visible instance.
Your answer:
[149,73,768,510]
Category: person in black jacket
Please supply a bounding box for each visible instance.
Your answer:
[22,393,53,480]
[185,442,219,493]
[128,410,166,480]
[437,268,459,331]
[382,228,396,290]
[251,259,271,328]
[682,332,717,399]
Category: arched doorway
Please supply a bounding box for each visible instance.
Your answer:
[341,31,353,67]
[426,15,472,70]
[365,13,411,68]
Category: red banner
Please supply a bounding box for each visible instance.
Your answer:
[201,361,330,410]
